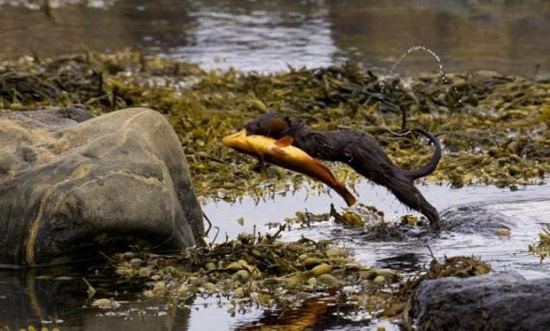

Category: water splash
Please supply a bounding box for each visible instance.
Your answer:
[388,45,448,83]
[377,46,450,128]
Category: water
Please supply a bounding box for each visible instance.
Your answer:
[0,0,548,76]
[205,181,550,279]
[1,0,550,329]
[388,46,446,80]
[3,183,550,330]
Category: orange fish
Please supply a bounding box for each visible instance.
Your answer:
[222,129,356,206]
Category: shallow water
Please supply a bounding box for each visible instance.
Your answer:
[0,0,548,76]
[3,182,550,330]
[1,0,550,329]
[205,181,550,279]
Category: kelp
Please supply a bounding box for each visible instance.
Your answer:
[0,326,60,331]
[109,232,400,317]
[1,51,550,203]
[528,225,550,261]
[106,230,491,327]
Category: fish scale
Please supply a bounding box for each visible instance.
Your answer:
[223,129,357,206]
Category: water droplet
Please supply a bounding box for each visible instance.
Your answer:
[389,45,447,84]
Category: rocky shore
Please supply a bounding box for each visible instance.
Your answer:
[0,107,203,266]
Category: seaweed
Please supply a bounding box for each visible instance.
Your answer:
[528,225,550,261]
[1,51,549,203]
[110,232,399,315]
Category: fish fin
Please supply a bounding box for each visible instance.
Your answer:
[312,159,337,181]
[311,159,356,205]
[274,136,294,147]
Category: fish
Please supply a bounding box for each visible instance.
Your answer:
[222,129,357,206]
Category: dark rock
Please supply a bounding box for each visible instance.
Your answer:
[410,272,550,330]
[441,205,511,235]
[360,204,511,242]
[0,107,204,266]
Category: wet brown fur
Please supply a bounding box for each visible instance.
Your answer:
[244,113,442,228]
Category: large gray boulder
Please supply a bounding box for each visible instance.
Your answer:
[0,107,204,266]
[409,272,550,330]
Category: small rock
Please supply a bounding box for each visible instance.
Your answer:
[373,275,386,285]
[91,298,120,309]
[495,228,511,236]
[311,263,332,277]
[232,270,250,283]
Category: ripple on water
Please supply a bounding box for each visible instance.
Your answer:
[3,184,550,330]
[204,182,550,280]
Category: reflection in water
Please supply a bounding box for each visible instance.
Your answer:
[205,182,550,279]
[0,0,548,75]
[375,253,423,272]
[1,0,550,329]
[0,265,188,330]
[0,0,193,59]
[170,3,337,71]
[328,0,550,76]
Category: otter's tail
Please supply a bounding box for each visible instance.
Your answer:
[402,128,442,180]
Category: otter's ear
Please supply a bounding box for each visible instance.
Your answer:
[267,118,289,137]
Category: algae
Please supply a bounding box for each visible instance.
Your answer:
[108,232,492,327]
[528,225,550,261]
[111,232,399,316]
[1,51,549,204]
[0,53,543,326]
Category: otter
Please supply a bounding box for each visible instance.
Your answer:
[244,112,442,229]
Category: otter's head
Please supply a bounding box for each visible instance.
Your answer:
[245,112,302,138]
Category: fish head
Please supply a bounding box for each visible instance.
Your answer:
[222,129,271,157]
[222,129,248,150]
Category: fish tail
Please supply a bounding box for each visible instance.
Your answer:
[312,161,356,206]
[343,190,357,207]
[336,185,357,207]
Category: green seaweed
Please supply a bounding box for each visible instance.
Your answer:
[528,225,550,261]
[110,232,397,314]
[1,51,549,202]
